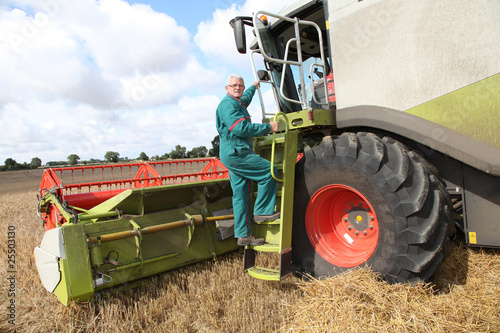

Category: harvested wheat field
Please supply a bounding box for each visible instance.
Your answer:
[1,169,499,332]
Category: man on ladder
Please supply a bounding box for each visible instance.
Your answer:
[216,74,280,246]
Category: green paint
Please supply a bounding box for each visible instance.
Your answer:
[58,224,94,304]
[46,179,238,304]
[247,123,299,281]
[406,73,500,149]
[52,259,69,305]
[246,266,281,281]
[287,108,336,130]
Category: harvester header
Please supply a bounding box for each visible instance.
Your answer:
[34,158,237,305]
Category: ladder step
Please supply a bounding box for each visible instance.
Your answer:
[248,243,280,252]
[256,136,285,147]
[245,266,281,281]
[253,217,281,225]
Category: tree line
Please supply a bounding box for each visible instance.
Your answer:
[1,157,42,171]
[1,136,220,170]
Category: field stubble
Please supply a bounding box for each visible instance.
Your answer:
[0,169,499,332]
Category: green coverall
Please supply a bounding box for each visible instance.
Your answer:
[216,85,277,238]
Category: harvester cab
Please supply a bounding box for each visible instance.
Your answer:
[231,4,333,119]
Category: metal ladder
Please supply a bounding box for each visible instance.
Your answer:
[243,112,299,281]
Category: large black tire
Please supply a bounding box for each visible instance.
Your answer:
[292,132,455,283]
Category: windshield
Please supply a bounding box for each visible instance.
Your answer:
[255,18,302,114]
[291,56,329,108]
[253,10,329,114]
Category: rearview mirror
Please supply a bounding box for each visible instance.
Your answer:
[257,70,270,81]
[229,16,253,54]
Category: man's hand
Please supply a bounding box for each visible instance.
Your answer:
[253,81,260,88]
[269,121,279,132]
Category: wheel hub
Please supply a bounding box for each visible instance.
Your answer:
[305,184,379,267]
[344,201,377,238]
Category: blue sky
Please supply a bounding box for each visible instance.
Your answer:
[131,0,245,34]
[0,0,291,164]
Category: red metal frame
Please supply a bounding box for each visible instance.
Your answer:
[38,158,229,230]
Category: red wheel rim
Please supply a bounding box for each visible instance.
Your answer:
[305,184,379,267]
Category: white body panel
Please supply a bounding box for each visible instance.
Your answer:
[329,0,500,111]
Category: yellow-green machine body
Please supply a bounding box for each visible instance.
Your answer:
[35,160,239,305]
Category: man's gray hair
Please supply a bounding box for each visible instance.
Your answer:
[226,74,244,86]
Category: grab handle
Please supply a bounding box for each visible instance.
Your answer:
[270,112,288,182]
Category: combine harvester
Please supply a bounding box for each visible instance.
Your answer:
[35,0,499,305]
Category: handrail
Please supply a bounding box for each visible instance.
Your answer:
[250,50,282,120]
[270,112,288,182]
[250,50,267,118]
[253,10,329,110]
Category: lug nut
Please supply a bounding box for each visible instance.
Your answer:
[369,225,374,229]
[370,216,375,221]
[344,217,348,222]
[347,226,352,230]
[355,231,359,235]
[363,231,368,235]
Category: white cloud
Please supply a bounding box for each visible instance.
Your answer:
[68,0,192,77]
[0,3,120,107]
[0,0,217,109]
[194,0,290,66]
[111,94,222,159]
[0,0,291,165]
[0,99,113,162]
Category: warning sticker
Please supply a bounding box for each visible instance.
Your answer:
[469,232,477,244]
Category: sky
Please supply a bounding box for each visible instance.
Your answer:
[0,0,291,164]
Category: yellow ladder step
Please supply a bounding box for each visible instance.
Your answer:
[245,266,281,281]
[248,243,280,252]
[253,218,281,225]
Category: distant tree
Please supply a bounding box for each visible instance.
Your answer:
[30,157,42,169]
[105,151,120,163]
[139,152,149,161]
[170,145,187,159]
[209,135,220,157]
[67,154,80,166]
[187,146,208,158]
[4,158,16,170]
[46,161,66,166]
[160,153,170,160]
